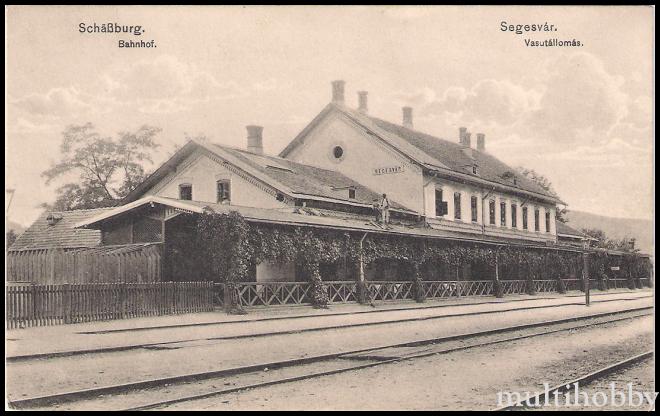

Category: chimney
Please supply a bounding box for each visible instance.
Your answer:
[464,132,472,148]
[246,125,264,155]
[476,133,485,151]
[331,80,345,104]
[357,91,368,114]
[402,106,413,129]
[459,127,467,145]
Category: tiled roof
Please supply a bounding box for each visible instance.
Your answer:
[9,208,112,251]
[212,144,409,211]
[123,140,412,212]
[369,118,553,197]
[556,221,590,239]
[281,104,560,203]
[77,196,576,251]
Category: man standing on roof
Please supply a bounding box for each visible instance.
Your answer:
[380,193,390,225]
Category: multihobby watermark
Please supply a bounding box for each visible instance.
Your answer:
[497,382,658,409]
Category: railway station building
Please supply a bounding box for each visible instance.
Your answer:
[8,81,652,303]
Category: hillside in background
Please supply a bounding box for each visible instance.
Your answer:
[565,210,653,255]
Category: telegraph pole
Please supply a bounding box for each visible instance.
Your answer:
[582,252,590,306]
[6,188,16,226]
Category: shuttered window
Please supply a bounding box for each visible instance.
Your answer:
[217,180,231,203]
[179,184,192,201]
[435,189,446,217]
[500,202,506,226]
[534,208,540,231]
[511,204,517,228]
[454,192,461,220]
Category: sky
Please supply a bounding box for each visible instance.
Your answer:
[5,5,654,227]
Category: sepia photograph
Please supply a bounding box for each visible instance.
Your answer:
[5,5,655,411]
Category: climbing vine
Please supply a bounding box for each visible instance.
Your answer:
[168,211,651,310]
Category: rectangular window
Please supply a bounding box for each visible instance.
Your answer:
[534,209,540,231]
[216,180,231,203]
[470,196,478,222]
[522,207,528,230]
[511,204,517,228]
[179,184,192,201]
[348,188,356,199]
[435,188,446,217]
[545,211,551,233]
[489,200,496,225]
[500,202,506,226]
[454,192,461,220]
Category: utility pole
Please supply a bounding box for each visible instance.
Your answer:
[6,188,16,227]
[582,252,590,306]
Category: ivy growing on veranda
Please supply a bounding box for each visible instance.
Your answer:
[178,212,651,308]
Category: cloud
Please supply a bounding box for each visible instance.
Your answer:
[412,52,649,154]
[103,55,245,113]
[527,52,628,145]
[10,86,94,118]
[621,95,652,130]
[418,79,541,131]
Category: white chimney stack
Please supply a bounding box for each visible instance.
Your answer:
[331,80,345,104]
[402,106,413,129]
[459,127,467,145]
[477,133,485,151]
[464,132,472,147]
[357,91,368,114]
[246,125,264,155]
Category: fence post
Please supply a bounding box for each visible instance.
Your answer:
[121,283,127,319]
[172,282,176,314]
[63,283,71,324]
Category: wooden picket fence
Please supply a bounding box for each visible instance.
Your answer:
[6,281,214,329]
[6,243,162,284]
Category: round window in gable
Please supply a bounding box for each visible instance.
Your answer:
[333,146,344,159]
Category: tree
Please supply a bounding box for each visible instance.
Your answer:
[581,227,638,252]
[6,229,18,249]
[41,123,161,211]
[516,167,568,223]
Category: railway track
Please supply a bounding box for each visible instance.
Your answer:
[493,350,655,411]
[75,290,647,335]
[7,306,652,410]
[7,295,653,363]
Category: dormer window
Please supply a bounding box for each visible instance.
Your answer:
[348,188,356,199]
[472,165,478,175]
[216,180,231,204]
[46,212,63,226]
[179,184,192,201]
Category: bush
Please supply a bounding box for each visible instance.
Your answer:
[356,280,368,304]
[526,276,537,296]
[413,276,426,303]
[494,280,504,298]
[309,268,329,309]
[557,278,566,294]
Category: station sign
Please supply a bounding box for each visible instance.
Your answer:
[373,165,404,175]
